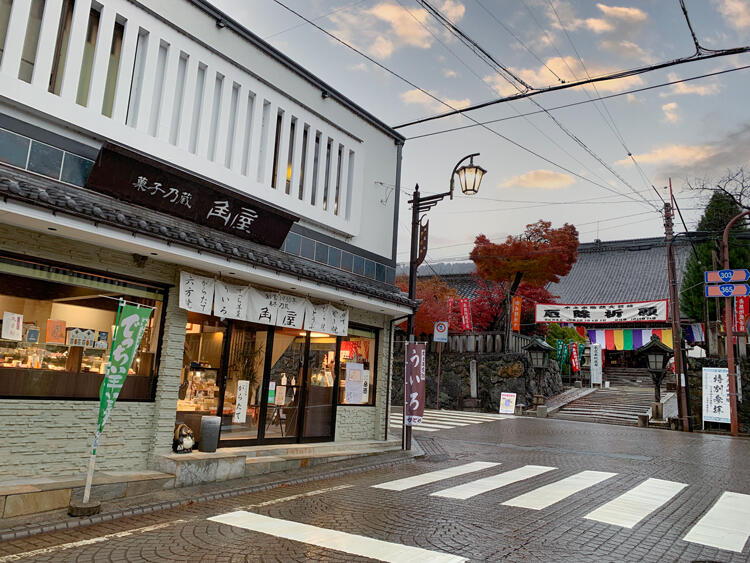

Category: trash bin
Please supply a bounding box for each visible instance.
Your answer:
[198,416,221,452]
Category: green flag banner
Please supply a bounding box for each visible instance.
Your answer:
[93,302,152,452]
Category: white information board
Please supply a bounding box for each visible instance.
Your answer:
[499,392,517,414]
[345,362,365,404]
[233,380,250,423]
[590,343,602,386]
[702,367,730,424]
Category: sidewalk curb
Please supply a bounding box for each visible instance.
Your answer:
[0,449,418,542]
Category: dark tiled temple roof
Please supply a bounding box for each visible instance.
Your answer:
[0,165,413,308]
[405,237,692,305]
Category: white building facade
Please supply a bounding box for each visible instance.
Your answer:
[0,0,409,480]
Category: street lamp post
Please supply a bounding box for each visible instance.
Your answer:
[404,153,486,450]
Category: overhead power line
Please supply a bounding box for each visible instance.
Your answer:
[270,0,652,207]
[393,46,750,129]
[405,64,750,140]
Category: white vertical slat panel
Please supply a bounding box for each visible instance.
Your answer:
[289,118,304,199]
[258,100,277,186]
[336,143,349,217]
[274,109,290,191]
[195,67,217,158]
[135,32,161,133]
[31,0,63,88]
[212,73,233,164]
[228,83,247,173]
[300,124,315,203]
[0,0,33,78]
[244,90,263,178]
[324,132,337,213]
[176,54,199,151]
[111,16,139,123]
[86,3,116,111]
[156,45,180,141]
[59,0,92,101]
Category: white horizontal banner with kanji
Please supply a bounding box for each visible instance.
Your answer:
[535,300,668,324]
[180,272,347,334]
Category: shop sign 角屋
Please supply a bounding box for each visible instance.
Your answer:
[535,300,668,324]
[85,144,298,248]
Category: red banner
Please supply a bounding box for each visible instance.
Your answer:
[447,297,454,318]
[459,298,473,332]
[735,296,749,333]
[511,296,522,332]
[570,343,580,373]
[404,342,426,425]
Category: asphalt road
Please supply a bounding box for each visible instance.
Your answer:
[1,412,749,562]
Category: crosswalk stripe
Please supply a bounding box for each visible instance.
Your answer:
[389,421,459,430]
[431,465,556,500]
[372,461,500,491]
[502,470,617,510]
[209,511,466,562]
[584,478,688,528]
[389,417,470,428]
[683,491,750,553]
[389,424,438,432]
[415,416,484,424]
[425,412,502,420]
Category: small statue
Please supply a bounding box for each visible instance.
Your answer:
[173,423,195,453]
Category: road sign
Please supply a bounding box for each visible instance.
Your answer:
[704,269,750,283]
[705,284,750,298]
[433,321,448,343]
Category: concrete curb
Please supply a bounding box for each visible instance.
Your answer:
[0,449,418,542]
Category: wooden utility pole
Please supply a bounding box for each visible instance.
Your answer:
[664,186,690,431]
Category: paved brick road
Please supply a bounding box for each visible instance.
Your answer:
[1,416,749,562]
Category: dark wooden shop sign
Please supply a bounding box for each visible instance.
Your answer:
[85,144,298,248]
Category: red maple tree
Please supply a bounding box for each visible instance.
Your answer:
[469,277,557,333]
[396,275,458,336]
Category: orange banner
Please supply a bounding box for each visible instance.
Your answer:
[511,296,522,332]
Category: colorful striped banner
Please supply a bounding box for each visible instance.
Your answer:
[583,328,673,350]
[605,330,615,350]
[613,329,624,350]
[623,330,633,350]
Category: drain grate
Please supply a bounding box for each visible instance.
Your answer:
[417,437,450,461]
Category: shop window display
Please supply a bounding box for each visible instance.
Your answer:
[0,269,163,400]
[338,327,377,406]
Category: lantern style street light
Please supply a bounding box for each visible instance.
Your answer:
[524,338,554,407]
[637,335,673,403]
[404,153,487,450]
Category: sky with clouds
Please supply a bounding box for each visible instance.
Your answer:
[210,0,750,263]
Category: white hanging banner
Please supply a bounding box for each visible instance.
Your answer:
[535,300,668,324]
[276,294,307,329]
[233,380,250,423]
[179,272,215,314]
[247,288,279,325]
[304,303,332,333]
[329,305,349,336]
[213,282,249,321]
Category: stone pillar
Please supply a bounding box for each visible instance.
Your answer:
[470,360,477,399]
[148,282,188,466]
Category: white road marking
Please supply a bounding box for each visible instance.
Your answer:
[425,412,505,421]
[502,470,617,510]
[431,465,556,500]
[683,491,750,553]
[209,511,466,563]
[372,461,500,491]
[584,478,687,529]
[242,485,353,509]
[389,424,438,432]
[0,520,186,562]
[389,416,470,427]
[388,418,465,429]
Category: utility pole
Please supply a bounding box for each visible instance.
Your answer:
[664,191,690,431]
[721,210,748,436]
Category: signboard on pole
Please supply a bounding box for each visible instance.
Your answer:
[702,367,730,424]
[590,343,602,385]
[704,269,750,283]
[511,296,522,332]
[433,321,449,343]
[499,392,516,414]
[459,298,473,332]
[404,342,426,425]
[705,284,750,298]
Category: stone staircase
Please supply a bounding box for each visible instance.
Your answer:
[552,387,657,426]
[604,367,654,388]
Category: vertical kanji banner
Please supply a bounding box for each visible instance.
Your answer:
[404,342,426,426]
[459,298,473,332]
[570,341,580,373]
[511,296,522,332]
[735,296,749,333]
